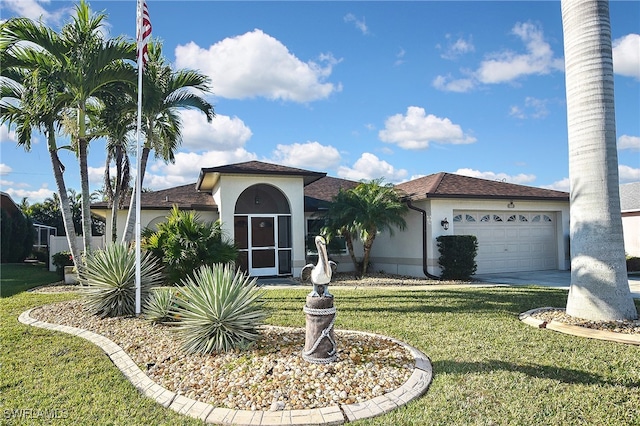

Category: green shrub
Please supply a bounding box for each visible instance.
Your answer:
[436,235,478,280]
[627,256,640,272]
[0,209,34,263]
[144,287,177,324]
[172,263,268,354]
[142,206,238,284]
[81,243,164,317]
[52,251,74,277]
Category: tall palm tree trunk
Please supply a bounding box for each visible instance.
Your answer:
[78,137,93,254]
[561,0,637,321]
[47,134,82,272]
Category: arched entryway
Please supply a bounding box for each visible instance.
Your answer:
[234,184,292,276]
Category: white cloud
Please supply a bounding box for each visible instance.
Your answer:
[344,13,369,35]
[271,142,341,170]
[618,135,640,150]
[3,185,55,204]
[1,124,17,143]
[88,165,105,187]
[174,30,341,103]
[0,163,13,175]
[439,34,475,60]
[613,34,640,79]
[379,106,476,150]
[477,22,563,84]
[541,177,570,192]
[509,97,550,119]
[337,153,407,182]
[433,22,562,92]
[2,0,51,22]
[145,149,258,190]
[619,164,640,183]
[432,75,475,93]
[180,111,252,152]
[454,168,537,185]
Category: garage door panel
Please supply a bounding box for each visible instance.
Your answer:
[454,210,557,274]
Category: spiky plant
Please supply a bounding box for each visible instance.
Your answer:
[172,263,269,354]
[81,243,164,317]
[144,287,177,324]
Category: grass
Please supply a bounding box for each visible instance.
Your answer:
[0,262,61,298]
[1,267,639,425]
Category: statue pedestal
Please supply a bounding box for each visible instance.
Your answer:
[302,295,337,364]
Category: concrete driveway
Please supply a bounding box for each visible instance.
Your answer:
[474,270,640,298]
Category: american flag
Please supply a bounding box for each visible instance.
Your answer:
[137,0,152,68]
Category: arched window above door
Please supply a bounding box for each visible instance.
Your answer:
[235,184,290,214]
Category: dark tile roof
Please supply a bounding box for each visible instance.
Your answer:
[92,170,569,213]
[396,172,569,201]
[197,160,326,188]
[304,176,359,211]
[92,183,217,211]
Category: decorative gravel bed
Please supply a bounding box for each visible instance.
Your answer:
[31,299,415,411]
[530,308,640,334]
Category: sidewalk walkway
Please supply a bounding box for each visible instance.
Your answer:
[474,270,640,298]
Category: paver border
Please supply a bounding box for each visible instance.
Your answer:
[18,307,432,425]
[519,307,640,346]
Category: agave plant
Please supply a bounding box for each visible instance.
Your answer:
[144,287,177,324]
[81,243,164,317]
[172,263,269,354]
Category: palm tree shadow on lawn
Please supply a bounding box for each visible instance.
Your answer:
[432,359,640,388]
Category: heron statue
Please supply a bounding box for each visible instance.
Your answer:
[301,236,337,297]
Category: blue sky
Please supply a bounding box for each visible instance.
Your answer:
[1,0,639,204]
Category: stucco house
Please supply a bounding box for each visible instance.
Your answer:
[620,182,640,257]
[91,160,572,278]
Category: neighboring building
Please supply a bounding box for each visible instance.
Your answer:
[91,161,572,278]
[620,182,640,257]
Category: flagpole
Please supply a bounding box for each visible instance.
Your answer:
[135,0,144,316]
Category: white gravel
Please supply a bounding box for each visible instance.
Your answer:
[31,299,414,411]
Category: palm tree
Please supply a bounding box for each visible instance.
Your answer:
[321,188,360,274]
[561,0,637,321]
[0,23,83,268]
[1,1,136,258]
[94,85,135,243]
[323,179,408,276]
[121,42,214,242]
[58,0,136,253]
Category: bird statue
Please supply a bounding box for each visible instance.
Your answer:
[301,236,337,297]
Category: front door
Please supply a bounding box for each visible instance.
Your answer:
[249,216,277,276]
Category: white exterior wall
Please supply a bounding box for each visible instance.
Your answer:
[369,198,570,278]
[97,208,219,243]
[622,213,640,257]
[48,235,105,272]
[214,175,307,277]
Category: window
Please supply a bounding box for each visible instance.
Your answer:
[306,219,346,255]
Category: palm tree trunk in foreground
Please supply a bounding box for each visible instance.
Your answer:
[48,139,82,273]
[561,0,637,321]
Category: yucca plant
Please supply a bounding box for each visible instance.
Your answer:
[144,287,177,324]
[81,243,164,317]
[172,263,269,354]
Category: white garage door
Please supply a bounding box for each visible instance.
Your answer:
[453,211,557,274]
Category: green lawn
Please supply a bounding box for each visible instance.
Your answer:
[1,271,639,425]
[0,262,61,298]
